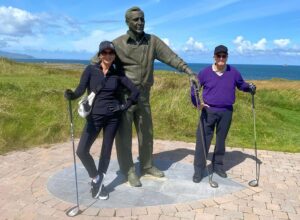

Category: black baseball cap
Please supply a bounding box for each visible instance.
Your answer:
[98,41,115,55]
[214,45,228,54]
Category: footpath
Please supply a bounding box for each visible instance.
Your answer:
[0,139,299,220]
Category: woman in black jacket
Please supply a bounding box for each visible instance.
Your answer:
[64,41,139,200]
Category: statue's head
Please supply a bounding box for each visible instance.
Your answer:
[125,6,145,35]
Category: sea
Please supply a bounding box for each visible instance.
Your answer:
[13,58,300,80]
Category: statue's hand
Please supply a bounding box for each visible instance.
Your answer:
[185,68,194,76]
[189,74,199,91]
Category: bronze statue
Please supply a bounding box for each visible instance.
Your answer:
[91,6,196,187]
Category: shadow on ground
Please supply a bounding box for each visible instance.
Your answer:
[105,148,261,192]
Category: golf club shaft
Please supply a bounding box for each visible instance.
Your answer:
[193,82,215,185]
[68,100,80,208]
[252,94,260,182]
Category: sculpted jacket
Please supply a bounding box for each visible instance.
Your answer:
[92,31,192,88]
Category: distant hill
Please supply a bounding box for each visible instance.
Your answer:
[0,50,35,59]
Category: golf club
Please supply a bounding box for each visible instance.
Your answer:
[192,80,218,188]
[248,94,260,187]
[66,100,82,217]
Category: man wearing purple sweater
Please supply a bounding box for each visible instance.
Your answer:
[193,45,256,183]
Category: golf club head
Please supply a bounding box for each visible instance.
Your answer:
[66,206,81,217]
[209,180,219,188]
[248,179,259,187]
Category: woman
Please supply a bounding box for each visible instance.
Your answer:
[64,41,139,199]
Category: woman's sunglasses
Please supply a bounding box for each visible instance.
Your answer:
[101,50,115,56]
[216,54,227,59]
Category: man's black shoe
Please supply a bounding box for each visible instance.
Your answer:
[192,171,203,183]
[98,185,109,200]
[214,168,227,178]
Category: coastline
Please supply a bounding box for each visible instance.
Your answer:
[23,60,300,81]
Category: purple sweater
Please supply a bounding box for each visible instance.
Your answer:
[198,65,250,111]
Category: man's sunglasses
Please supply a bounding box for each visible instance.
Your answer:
[101,51,115,55]
[216,54,227,59]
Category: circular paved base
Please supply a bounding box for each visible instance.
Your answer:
[47,159,245,208]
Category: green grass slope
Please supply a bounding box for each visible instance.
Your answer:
[0,58,299,154]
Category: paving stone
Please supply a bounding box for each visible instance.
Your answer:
[131,207,147,216]
[115,208,132,217]
[247,200,266,209]
[253,195,272,203]
[159,215,180,220]
[174,210,196,219]
[137,214,160,220]
[272,210,289,219]
[98,208,116,217]
[160,205,177,214]
[215,216,231,220]
[232,191,248,198]
[202,199,218,207]
[266,203,281,211]
[222,210,243,219]
[252,208,273,217]
[243,213,259,220]
[204,207,224,216]
[238,205,253,214]
[220,203,238,211]
[175,203,192,212]
[54,202,74,211]
[288,213,300,220]
[280,204,296,213]
[195,212,215,220]
[43,198,61,208]
[188,201,205,210]
[147,206,162,214]
[82,207,100,216]
[214,194,237,204]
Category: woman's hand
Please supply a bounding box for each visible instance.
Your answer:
[64,89,75,100]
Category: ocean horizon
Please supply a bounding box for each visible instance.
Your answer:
[13,58,300,80]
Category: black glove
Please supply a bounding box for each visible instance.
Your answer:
[108,100,132,113]
[248,83,256,95]
[108,104,126,113]
[64,89,75,100]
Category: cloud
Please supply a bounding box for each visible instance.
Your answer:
[0,6,40,36]
[161,38,170,46]
[273,39,290,48]
[72,29,126,53]
[183,37,206,52]
[233,36,267,53]
[0,34,46,50]
[0,6,83,38]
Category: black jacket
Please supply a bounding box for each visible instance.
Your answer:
[73,64,139,115]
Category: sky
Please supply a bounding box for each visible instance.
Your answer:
[0,0,300,65]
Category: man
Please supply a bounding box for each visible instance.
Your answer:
[193,45,256,183]
[92,6,195,187]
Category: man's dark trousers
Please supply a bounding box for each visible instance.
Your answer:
[194,108,233,172]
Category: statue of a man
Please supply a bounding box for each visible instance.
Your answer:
[92,6,195,187]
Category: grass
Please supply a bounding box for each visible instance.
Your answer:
[0,58,300,154]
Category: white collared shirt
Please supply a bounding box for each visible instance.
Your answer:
[212,64,226,76]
